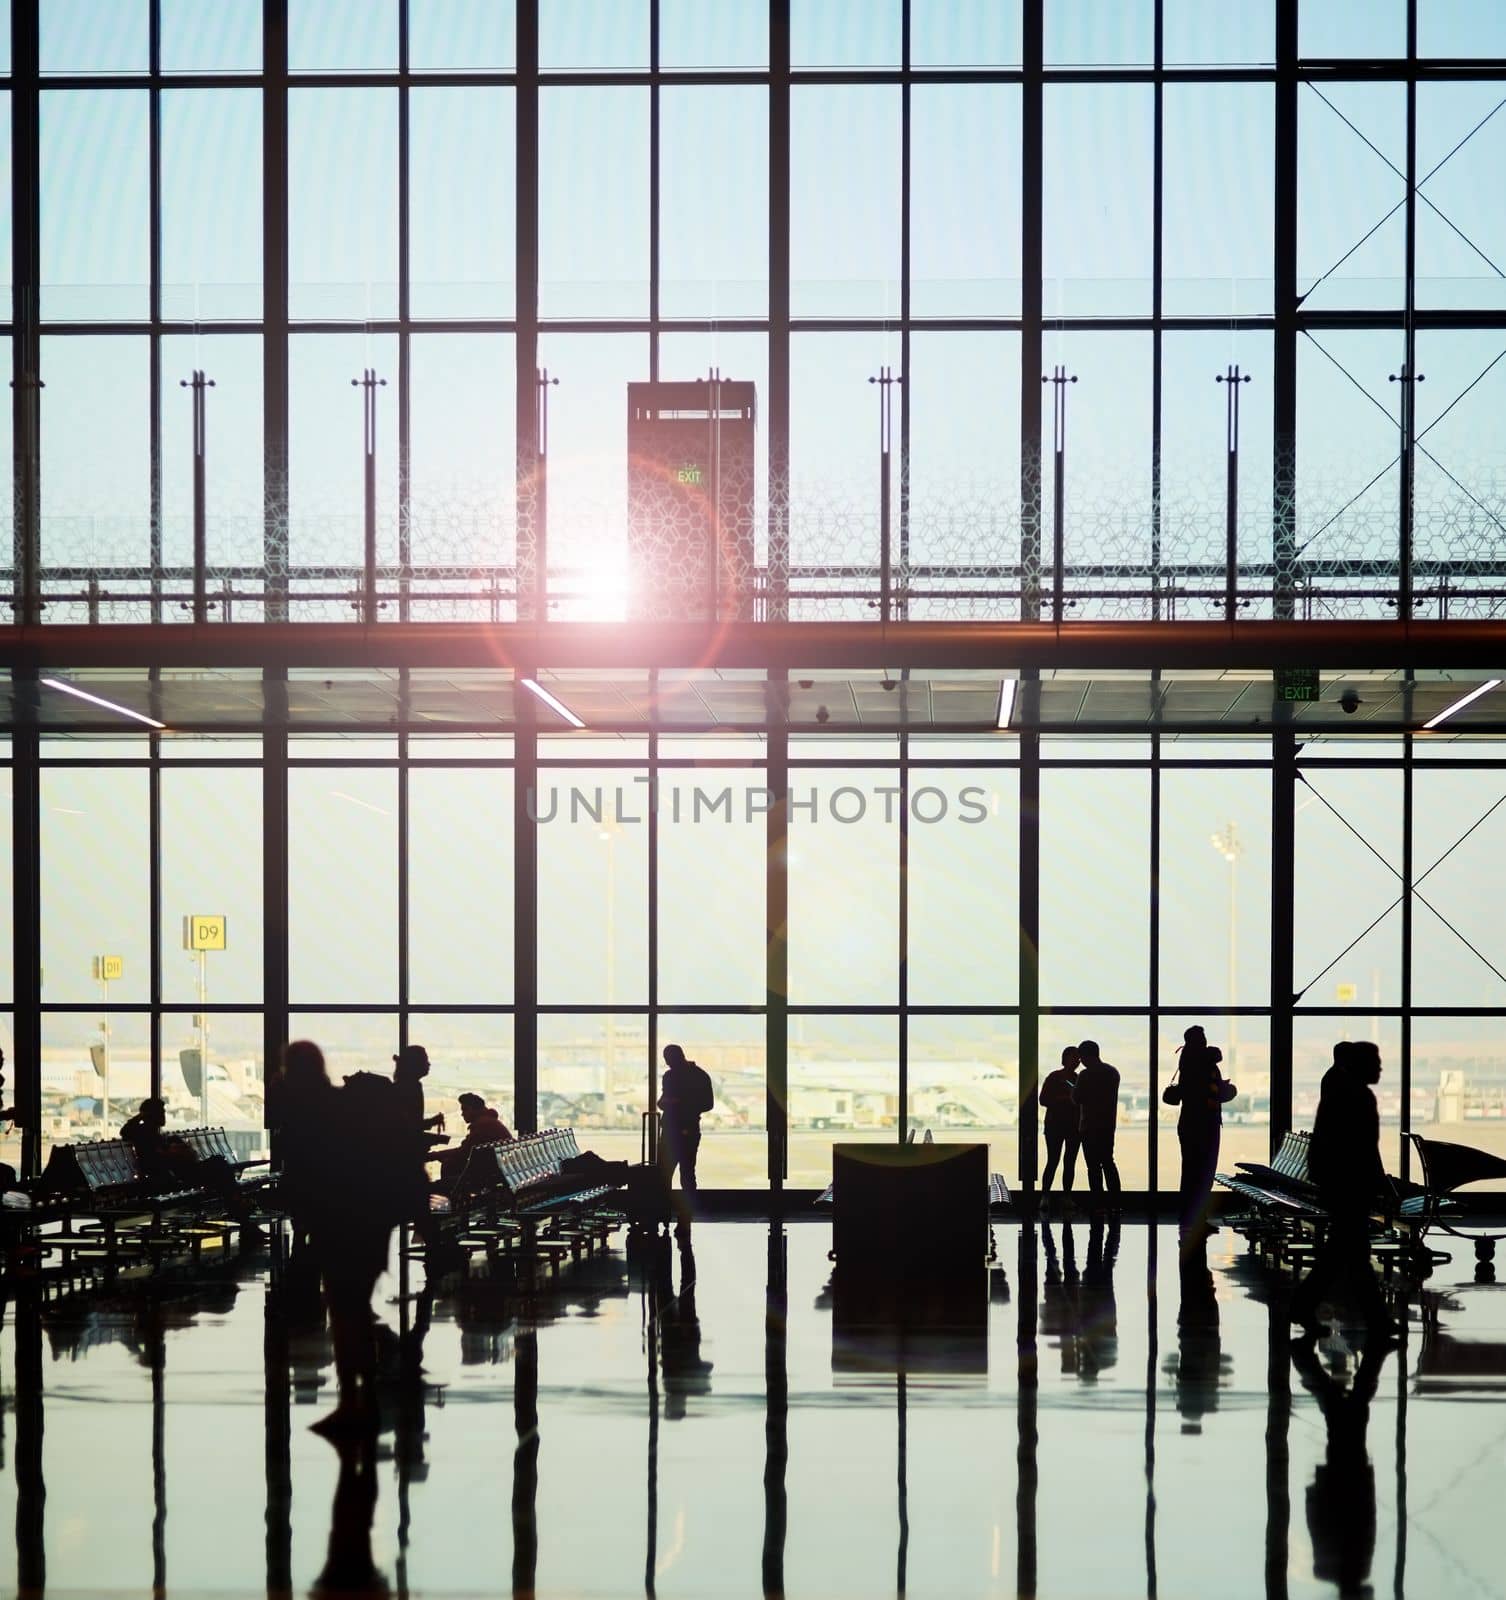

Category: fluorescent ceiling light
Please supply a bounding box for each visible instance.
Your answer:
[1422,678,1501,730]
[997,679,1017,730]
[42,677,166,730]
[521,677,586,729]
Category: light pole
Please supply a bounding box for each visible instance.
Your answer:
[1210,821,1242,1071]
[91,955,122,1131]
[195,945,210,1125]
[183,917,226,1126]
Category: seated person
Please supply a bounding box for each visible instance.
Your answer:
[121,1097,193,1184]
[0,1045,18,1193]
[120,1097,248,1215]
[436,1093,513,1187]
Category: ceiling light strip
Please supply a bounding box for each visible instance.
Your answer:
[521,677,586,729]
[41,677,167,730]
[997,679,1017,730]
[1422,678,1501,730]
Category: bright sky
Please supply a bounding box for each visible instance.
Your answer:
[13,5,1506,1107]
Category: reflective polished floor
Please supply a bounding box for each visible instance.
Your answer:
[1,1218,1502,1599]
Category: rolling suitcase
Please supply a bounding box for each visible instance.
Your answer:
[626,1112,672,1228]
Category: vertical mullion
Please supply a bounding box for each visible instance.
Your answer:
[513,2,541,1125]
[12,701,40,1179]
[1150,0,1162,622]
[766,682,788,1191]
[149,0,163,624]
[1400,734,1413,1186]
[12,0,40,626]
[1017,0,1043,1196]
[1018,725,1040,1197]
[262,672,290,1132]
[1148,729,1160,1200]
[762,1224,789,1592]
[649,0,659,382]
[1272,0,1297,620]
[263,0,290,622]
[767,0,790,622]
[397,0,412,621]
[398,729,409,1054]
[1269,729,1296,1158]
[1148,1,1165,1194]
[1400,0,1417,618]
[1020,0,1042,622]
[898,0,910,620]
[514,679,539,1135]
[898,728,908,1144]
[647,710,659,1152]
[148,0,165,1099]
[516,0,541,620]
[149,738,162,1103]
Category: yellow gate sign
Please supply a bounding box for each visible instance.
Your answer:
[92,955,124,981]
[1336,982,1358,1004]
[184,915,227,952]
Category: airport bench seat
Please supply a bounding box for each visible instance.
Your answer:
[177,1126,272,1189]
[1404,1133,1506,1257]
[1218,1129,1443,1247]
[488,1129,617,1218]
[428,1128,622,1225]
[36,1127,265,1215]
[1218,1131,1323,1217]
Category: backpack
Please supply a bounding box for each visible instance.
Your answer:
[686,1062,714,1116]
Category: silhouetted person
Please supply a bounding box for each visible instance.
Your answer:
[1072,1040,1122,1211]
[268,1040,335,1222]
[1167,1024,1238,1238]
[1291,1332,1391,1596]
[437,1092,512,1188]
[1290,1041,1395,1337]
[1039,1046,1082,1204]
[310,1071,424,1433]
[268,1040,336,1304]
[392,1045,464,1276]
[121,1095,248,1217]
[120,1096,178,1177]
[0,1045,19,1192]
[659,1043,713,1209]
[391,1045,446,1134]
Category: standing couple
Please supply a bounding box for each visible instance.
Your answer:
[1039,1039,1123,1212]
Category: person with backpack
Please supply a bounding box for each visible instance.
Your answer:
[658,1042,713,1205]
[1164,1024,1238,1239]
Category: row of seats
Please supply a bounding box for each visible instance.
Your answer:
[37,1127,266,1210]
[1214,1131,1328,1222]
[490,1129,617,1216]
[431,1127,622,1224]
[1216,1130,1446,1262]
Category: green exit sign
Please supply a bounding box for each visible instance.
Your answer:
[1275,668,1321,703]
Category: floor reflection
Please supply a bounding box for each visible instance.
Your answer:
[3,1219,1506,1596]
[1292,1329,1391,1597]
